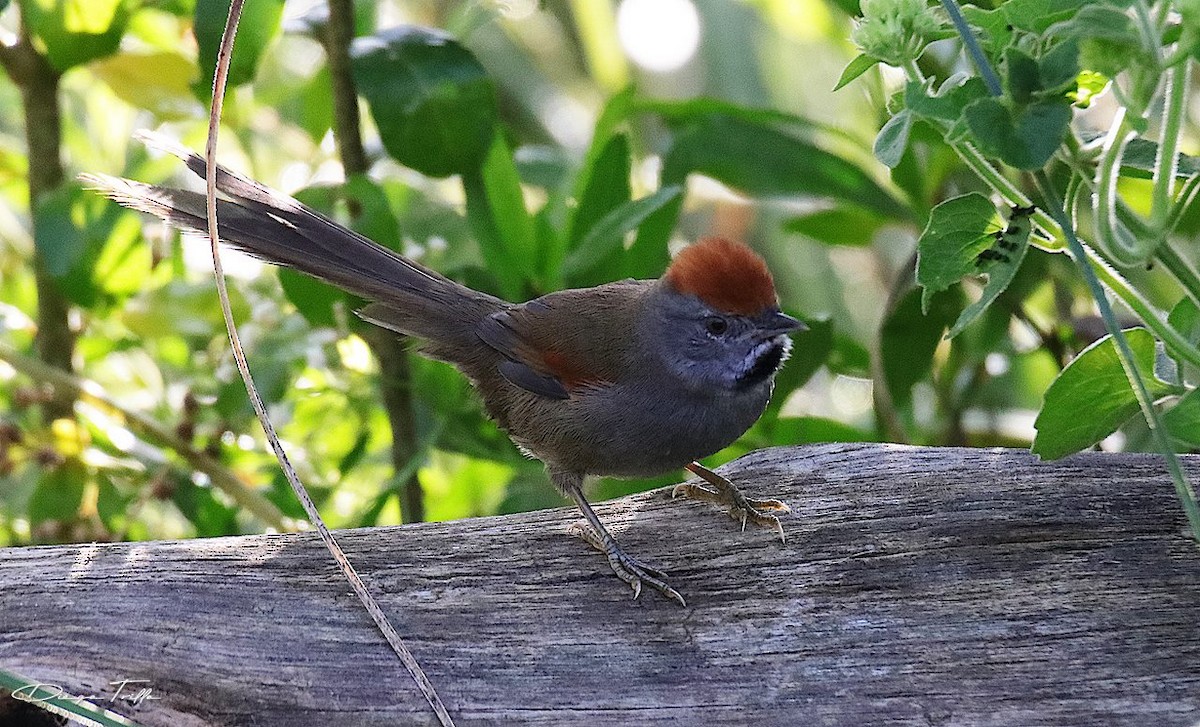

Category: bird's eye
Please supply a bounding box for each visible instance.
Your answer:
[704,316,729,335]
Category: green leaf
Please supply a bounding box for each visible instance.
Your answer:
[20,0,130,71]
[1005,46,1042,105]
[1119,138,1200,180]
[833,53,879,91]
[634,109,908,272]
[916,192,1000,311]
[562,133,632,285]
[873,110,913,169]
[1164,388,1200,448]
[904,75,989,123]
[962,97,1073,170]
[561,186,682,281]
[462,133,536,298]
[91,51,200,119]
[1167,297,1200,373]
[193,0,284,92]
[882,288,963,407]
[29,459,87,525]
[783,206,885,246]
[351,26,498,178]
[1048,5,1140,78]
[1033,328,1172,459]
[947,208,1034,338]
[1000,0,1092,33]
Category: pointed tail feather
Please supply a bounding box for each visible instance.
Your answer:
[81,141,504,349]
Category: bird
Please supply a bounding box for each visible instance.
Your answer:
[82,133,804,606]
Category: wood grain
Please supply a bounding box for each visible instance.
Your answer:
[2,444,1199,726]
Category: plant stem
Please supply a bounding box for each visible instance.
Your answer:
[1036,171,1200,544]
[0,21,76,422]
[322,0,426,524]
[1152,62,1189,230]
[939,0,1001,96]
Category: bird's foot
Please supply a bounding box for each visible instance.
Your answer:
[673,462,791,543]
[568,520,686,607]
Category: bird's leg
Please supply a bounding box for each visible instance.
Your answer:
[554,471,685,606]
[673,462,791,543]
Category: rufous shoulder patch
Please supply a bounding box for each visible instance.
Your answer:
[664,237,778,315]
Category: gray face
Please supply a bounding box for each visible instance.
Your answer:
[651,290,803,393]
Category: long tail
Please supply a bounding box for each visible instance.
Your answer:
[81,132,503,351]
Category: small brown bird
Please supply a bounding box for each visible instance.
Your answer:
[84,134,803,605]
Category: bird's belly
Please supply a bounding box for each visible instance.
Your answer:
[507,382,772,478]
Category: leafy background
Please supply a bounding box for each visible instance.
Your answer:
[0,0,1196,547]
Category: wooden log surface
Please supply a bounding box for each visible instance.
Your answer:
[2,443,1199,726]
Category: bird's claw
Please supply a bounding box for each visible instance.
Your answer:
[673,469,791,544]
[569,520,686,607]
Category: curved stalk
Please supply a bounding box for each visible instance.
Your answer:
[1094,108,1148,265]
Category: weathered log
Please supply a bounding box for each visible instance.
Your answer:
[2,443,1199,726]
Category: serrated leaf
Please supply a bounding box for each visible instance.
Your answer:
[874,110,913,169]
[194,0,284,92]
[351,26,497,178]
[947,209,1033,338]
[916,193,1000,311]
[834,53,879,91]
[783,206,884,246]
[1033,328,1172,459]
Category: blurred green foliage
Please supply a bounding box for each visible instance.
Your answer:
[1,0,1198,549]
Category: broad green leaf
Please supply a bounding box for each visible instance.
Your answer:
[562,132,631,285]
[882,288,962,407]
[962,97,1072,170]
[961,5,1013,56]
[916,193,1000,312]
[193,0,284,92]
[652,112,907,216]
[1005,46,1042,105]
[1167,297,1200,375]
[833,53,879,91]
[20,0,130,71]
[462,133,536,298]
[351,26,497,178]
[1033,328,1172,459]
[1164,388,1200,448]
[947,207,1033,338]
[783,206,885,246]
[631,109,909,277]
[91,51,199,119]
[29,458,87,525]
[873,110,912,169]
[562,186,682,281]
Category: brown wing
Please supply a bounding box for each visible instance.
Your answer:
[475,280,649,400]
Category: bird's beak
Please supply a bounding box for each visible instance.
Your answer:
[763,310,806,334]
